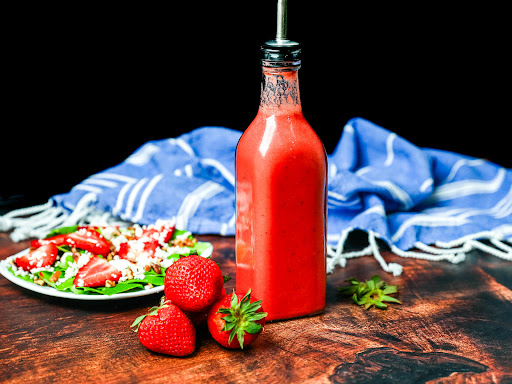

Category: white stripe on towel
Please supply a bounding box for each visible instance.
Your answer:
[124,178,148,219]
[176,181,224,230]
[131,174,164,222]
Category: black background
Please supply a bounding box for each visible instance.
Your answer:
[2,2,509,211]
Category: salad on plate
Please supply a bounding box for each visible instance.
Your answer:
[2,220,212,297]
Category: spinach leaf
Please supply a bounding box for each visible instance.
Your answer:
[44,225,78,239]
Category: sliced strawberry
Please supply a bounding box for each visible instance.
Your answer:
[30,234,68,249]
[118,239,160,262]
[16,243,59,271]
[118,242,130,259]
[73,256,121,288]
[123,222,175,261]
[32,228,110,256]
[143,240,159,255]
[139,225,175,244]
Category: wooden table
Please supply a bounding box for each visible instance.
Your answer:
[1,232,511,383]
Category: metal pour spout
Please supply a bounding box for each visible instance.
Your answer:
[261,0,301,63]
[276,0,287,42]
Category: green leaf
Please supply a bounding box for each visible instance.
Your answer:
[223,322,236,332]
[7,267,33,283]
[228,328,236,344]
[245,322,262,334]
[44,225,78,239]
[248,312,268,321]
[130,314,147,332]
[222,315,236,323]
[190,241,212,255]
[230,291,239,308]
[237,328,246,349]
[55,278,74,291]
[55,254,74,269]
[381,295,401,304]
[56,245,72,253]
[339,275,401,310]
[382,285,398,294]
[218,289,268,349]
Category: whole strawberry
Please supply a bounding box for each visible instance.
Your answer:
[164,255,224,312]
[131,297,196,356]
[207,289,267,349]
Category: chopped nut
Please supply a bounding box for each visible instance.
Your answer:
[49,271,61,283]
[71,247,81,262]
[112,227,122,236]
[144,265,151,272]
[146,283,154,289]
[106,252,114,261]
[105,280,116,288]
[172,237,197,248]
[151,263,161,275]
[126,268,134,280]
[33,277,45,286]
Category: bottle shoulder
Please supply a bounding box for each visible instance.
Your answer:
[238,110,326,160]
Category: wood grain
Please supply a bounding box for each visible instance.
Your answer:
[1,232,511,383]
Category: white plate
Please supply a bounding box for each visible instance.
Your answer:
[0,248,166,300]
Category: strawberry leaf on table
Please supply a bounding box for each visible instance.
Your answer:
[338,275,401,310]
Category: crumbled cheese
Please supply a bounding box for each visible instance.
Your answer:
[154,247,170,260]
[167,246,191,255]
[112,235,128,251]
[30,266,55,274]
[175,231,192,241]
[109,258,132,271]
[101,226,117,240]
[109,258,133,282]
[13,264,30,277]
[160,257,176,269]
[129,239,145,252]
[133,224,143,238]
[77,252,92,268]
[56,251,92,285]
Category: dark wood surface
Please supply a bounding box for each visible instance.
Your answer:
[1,232,511,383]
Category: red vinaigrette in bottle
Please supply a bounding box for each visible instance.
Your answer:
[235,40,327,321]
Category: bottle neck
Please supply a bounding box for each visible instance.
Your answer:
[259,63,302,115]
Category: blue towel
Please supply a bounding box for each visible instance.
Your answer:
[2,118,511,275]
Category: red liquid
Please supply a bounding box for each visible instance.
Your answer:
[235,69,327,321]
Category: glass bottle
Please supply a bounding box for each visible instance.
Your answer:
[235,40,327,321]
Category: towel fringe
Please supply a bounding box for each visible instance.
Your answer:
[368,231,403,276]
[326,228,512,276]
[0,193,128,242]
